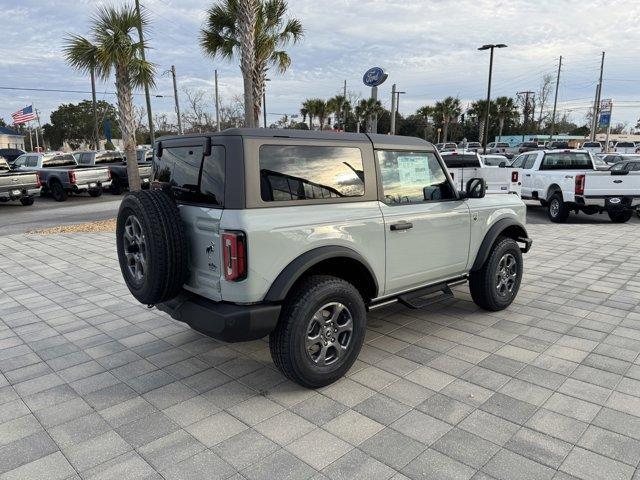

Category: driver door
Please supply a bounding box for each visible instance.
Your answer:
[376,150,471,295]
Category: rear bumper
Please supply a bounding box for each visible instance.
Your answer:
[0,187,35,200]
[575,195,640,210]
[73,180,112,191]
[156,291,281,343]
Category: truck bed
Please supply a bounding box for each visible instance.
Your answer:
[0,171,39,196]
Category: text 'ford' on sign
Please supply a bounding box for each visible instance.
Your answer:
[363,67,388,87]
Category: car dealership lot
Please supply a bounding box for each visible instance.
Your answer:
[1,221,639,480]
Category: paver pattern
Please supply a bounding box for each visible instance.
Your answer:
[1,222,640,480]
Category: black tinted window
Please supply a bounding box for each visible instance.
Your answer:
[95,152,124,164]
[540,152,592,170]
[43,154,76,167]
[154,144,224,206]
[441,154,481,168]
[259,145,364,202]
[377,150,455,204]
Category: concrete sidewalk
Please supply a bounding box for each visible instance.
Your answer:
[1,223,639,479]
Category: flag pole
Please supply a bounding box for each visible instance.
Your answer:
[35,107,43,151]
[28,124,34,151]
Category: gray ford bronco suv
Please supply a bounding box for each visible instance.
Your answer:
[116,129,532,388]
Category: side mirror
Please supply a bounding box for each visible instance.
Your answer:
[465,178,486,199]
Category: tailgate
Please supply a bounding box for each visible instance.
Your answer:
[584,172,640,197]
[178,205,224,302]
[138,164,152,179]
[0,172,39,192]
[74,167,110,184]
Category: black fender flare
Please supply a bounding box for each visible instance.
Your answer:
[471,218,531,271]
[264,246,379,302]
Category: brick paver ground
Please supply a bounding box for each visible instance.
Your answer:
[1,223,640,480]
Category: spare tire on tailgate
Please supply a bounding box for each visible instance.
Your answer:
[116,190,189,305]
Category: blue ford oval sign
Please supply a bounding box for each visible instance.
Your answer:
[363,67,387,87]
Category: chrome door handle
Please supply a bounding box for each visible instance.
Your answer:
[390,222,413,231]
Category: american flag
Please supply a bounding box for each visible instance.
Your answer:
[11,105,37,124]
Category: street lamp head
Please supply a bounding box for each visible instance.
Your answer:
[496,44,507,48]
[478,44,507,50]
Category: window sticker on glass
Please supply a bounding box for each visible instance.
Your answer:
[397,155,431,185]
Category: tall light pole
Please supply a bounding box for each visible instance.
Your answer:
[549,56,562,141]
[478,43,507,154]
[389,84,406,135]
[135,0,154,145]
[170,66,183,135]
[263,78,270,128]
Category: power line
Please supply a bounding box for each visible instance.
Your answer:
[0,85,172,97]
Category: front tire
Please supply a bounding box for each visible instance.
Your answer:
[469,237,523,311]
[608,210,632,223]
[547,193,569,223]
[269,275,367,388]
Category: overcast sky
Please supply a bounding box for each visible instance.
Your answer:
[2,0,640,129]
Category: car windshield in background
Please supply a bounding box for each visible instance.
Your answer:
[138,150,153,163]
[583,142,601,148]
[482,156,507,166]
[541,152,592,170]
[43,154,76,167]
[621,155,640,161]
[95,152,125,164]
[441,154,481,168]
[497,143,509,148]
[523,142,538,148]
[617,142,635,147]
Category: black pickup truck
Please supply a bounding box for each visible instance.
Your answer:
[76,149,152,194]
[13,152,111,201]
[0,157,39,206]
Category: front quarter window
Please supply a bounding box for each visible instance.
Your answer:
[376,150,455,204]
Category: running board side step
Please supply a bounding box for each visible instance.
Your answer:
[397,283,454,309]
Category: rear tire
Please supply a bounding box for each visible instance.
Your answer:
[547,193,569,223]
[116,190,189,305]
[50,182,68,202]
[19,196,34,206]
[89,189,102,198]
[469,237,523,311]
[608,210,632,223]
[111,179,124,195]
[269,275,366,388]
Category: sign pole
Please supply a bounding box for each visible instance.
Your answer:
[390,84,397,135]
[371,86,378,133]
[605,102,612,153]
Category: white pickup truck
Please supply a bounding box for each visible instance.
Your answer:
[441,151,522,196]
[511,149,640,223]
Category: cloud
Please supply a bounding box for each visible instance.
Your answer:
[1,0,639,127]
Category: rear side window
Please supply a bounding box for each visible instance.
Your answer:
[617,142,635,148]
[540,152,592,170]
[95,152,124,164]
[154,144,225,206]
[441,154,481,168]
[523,155,536,169]
[259,145,364,202]
[43,154,75,167]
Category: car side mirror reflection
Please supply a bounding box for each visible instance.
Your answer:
[465,178,486,199]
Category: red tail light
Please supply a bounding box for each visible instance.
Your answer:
[575,174,585,196]
[35,173,41,188]
[68,171,77,184]
[222,231,247,281]
[511,171,519,183]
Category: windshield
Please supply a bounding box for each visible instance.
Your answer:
[497,143,509,147]
[582,142,600,148]
[441,154,481,168]
[43,154,76,167]
[482,156,507,166]
[95,152,125,164]
[523,142,538,147]
[541,152,593,170]
[617,142,635,147]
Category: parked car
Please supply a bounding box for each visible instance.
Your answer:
[0,148,26,165]
[435,142,457,152]
[486,142,510,155]
[581,141,603,154]
[609,158,640,172]
[614,141,636,154]
[76,149,152,194]
[481,154,510,167]
[591,154,611,170]
[0,157,39,206]
[518,142,540,153]
[545,141,570,150]
[458,141,482,152]
[12,152,111,202]
[511,149,640,222]
[441,151,521,195]
[600,153,637,165]
[115,129,532,388]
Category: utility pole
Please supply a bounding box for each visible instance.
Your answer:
[215,70,221,132]
[549,56,562,141]
[517,91,535,142]
[390,84,397,135]
[590,51,605,141]
[170,66,183,135]
[135,0,154,145]
[342,80,347,131]
[90,67,100,149]
[478,44,507,153]
[34,108,42,151]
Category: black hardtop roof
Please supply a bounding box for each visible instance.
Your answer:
[157,128,435,151]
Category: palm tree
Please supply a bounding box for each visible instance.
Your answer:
[301,99,316,129]
[416,105,434,140]
[467,99,495,144]
[327,95,350,130]
[433,97,461,142]
[300,106,308,125]
[238,0,257,127]
[495,96,518,141]
[308,99,328,131]
[201,0,303,127]
[64,3,155,190]
[355,98,383,133]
